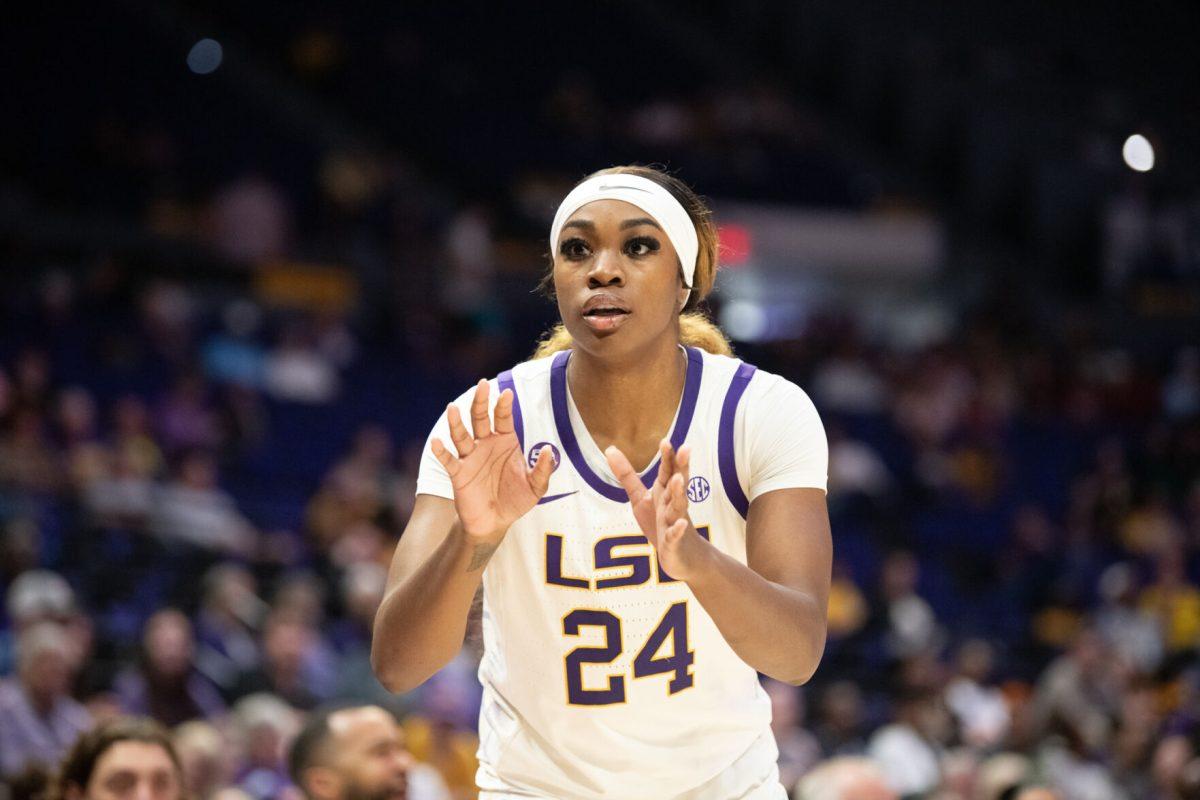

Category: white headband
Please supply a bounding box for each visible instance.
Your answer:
[549,173,698,291]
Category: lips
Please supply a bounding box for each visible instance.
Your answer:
[580,293,631,333]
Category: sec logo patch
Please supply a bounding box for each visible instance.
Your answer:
[527,441,561,471]
[687,476,711,502]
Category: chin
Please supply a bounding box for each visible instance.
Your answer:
[566,320,641,355]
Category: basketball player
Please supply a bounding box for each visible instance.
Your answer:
[372,166,831,799]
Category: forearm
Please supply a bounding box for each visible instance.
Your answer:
[371,522,498,692]
[685,544,827,685]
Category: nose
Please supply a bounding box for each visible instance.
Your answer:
[393,748,415,774]
[586,247,624,288]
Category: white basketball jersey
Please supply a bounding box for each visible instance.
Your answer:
[416,346,828,800]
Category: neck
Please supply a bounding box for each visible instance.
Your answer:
[567,336,687,470]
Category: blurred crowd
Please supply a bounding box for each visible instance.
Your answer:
[4,5,1199,799]
[1,252,1198,800]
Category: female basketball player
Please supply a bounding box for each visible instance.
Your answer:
[372,166,831,799]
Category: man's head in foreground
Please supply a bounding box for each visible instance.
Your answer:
[51,717,184,800]
[289,705,411,800]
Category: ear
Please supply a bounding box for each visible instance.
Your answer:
[64,786,84,800]
[677,285,691,313]
[302,766,342,800]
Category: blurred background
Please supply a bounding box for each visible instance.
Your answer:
[1,2,1198,799]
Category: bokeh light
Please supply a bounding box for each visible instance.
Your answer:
[1122,133,1155,172]
[187,38,223,75]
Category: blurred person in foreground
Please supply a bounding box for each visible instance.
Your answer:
[47,716,183,800]
[0,622,92,778]
[792,756,894,800]
[289,704,449,800]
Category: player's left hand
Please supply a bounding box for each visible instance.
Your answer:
[605,440,710,582]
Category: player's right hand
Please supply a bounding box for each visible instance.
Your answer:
[431,379,555,543]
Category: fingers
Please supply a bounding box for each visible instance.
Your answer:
[493,389,515,435]
[470,379,492,440]
[605,446,648,505]
[528,445,554,497]
[656,439,674,490]
[632,491,658,541]
[675,444,691,484]
[430,437,460,478]
[446,404,474,457]
[664,518,689,544]
[668,472,688,516]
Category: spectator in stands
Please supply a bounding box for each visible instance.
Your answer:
[305,427,399,562]
[1139,541,1200,654]
[289,704,450,800]
[813,681,868,757]
[113,609,226,726]
[1030,627,1121,754]
[110,394,164,480]
[172,719,229,800]
[764,678,822,789]
[0,622,91,778]
[48,716,184,800]
[1094,562,1164,675]
[152,450,257,558]
[57,386,107,491]
[330,562,397,708]
[0,406,61,494]
[867,688,951,797]
[229,693,301,800]
[1,570,76,674]
[872,550,943,661]
[154,372,217,455]
[944,638,1011,748]
[194,564,265,697]
[231,612,322,710]
[270,573,338,700]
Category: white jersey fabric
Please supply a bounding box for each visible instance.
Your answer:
[416,346,828,799]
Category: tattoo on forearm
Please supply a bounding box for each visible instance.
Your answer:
[466,543,499,572]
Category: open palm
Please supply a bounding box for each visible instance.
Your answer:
[605,440,707,581]
[431,379,554,542]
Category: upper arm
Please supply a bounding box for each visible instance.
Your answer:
[384,493,458,591]
[745,488,831,608]
[740,372,831,601]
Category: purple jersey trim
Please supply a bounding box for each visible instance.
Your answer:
[718,361,757,519]
[550,347,703,503]
[497,369,524,450]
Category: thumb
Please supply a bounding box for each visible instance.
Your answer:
[528,445,554,497]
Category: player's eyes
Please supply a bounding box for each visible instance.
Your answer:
[559,237,591,260]
[625,236,660,257]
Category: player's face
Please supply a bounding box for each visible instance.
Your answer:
[327,707,411,800]
[81,742,182,800]
[553,199,685,359]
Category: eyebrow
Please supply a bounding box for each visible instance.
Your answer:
[561,217,663,233]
